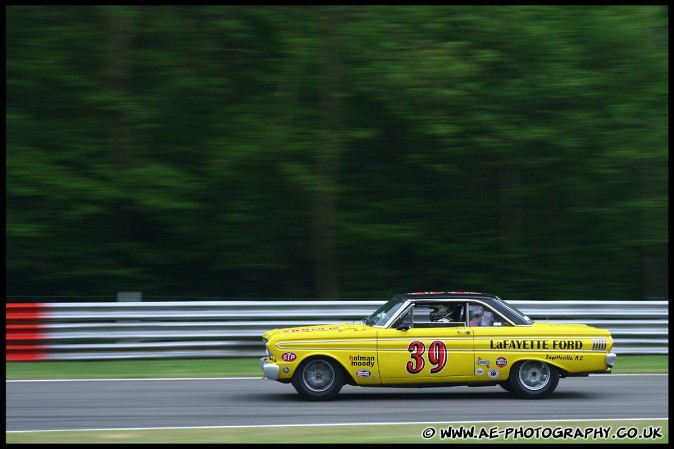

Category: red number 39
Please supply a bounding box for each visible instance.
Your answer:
[406,340,447,374]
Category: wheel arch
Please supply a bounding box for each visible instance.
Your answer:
[505,355,565,375]
[507,358,561,399]
[295,353,356,386]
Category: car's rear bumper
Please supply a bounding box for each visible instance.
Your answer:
[606,352,617,367]
[260,357,280,381]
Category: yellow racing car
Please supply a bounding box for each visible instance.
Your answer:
[260,291,616,400]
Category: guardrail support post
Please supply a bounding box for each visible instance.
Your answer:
[117,292,142,302]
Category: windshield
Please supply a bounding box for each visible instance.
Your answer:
[496,298,534,324]
[365,296,408,327]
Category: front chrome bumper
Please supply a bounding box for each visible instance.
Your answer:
[260,357,280,381]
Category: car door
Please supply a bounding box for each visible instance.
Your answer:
[468,301,519,381]
[376,302,474,384]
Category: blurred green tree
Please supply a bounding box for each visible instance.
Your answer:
[6,6,668,299]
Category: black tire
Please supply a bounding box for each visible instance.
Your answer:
[291,357,344,401]
[507,360,560,399]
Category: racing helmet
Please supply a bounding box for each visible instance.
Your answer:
[430,304,453,322]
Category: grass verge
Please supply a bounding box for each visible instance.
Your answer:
[6,419,668,444]
[5,355,668,380]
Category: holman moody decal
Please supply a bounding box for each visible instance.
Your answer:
[349,355,375,367]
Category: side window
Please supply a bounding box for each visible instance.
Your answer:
[468,303,509,327]
[394,308,413,329]
[453,303,466,323]
[418,303,466,327]
[412,305,434,327]
[391,305,434,328]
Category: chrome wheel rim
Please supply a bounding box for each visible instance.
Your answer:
[518,361,550,391]
[302,360,335,392]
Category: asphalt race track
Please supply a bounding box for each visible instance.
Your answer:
[6,375,668,432]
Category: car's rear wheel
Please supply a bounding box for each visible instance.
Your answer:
[291,357,344,401]
[507,360,560,399]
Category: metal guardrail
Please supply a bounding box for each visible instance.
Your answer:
[5,300,668,360]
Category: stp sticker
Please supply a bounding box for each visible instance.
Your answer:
[281,352,297,362]
[476,368,484,376]
[356,369,371,378]
[496,356,508,368]
[488,368,500,379]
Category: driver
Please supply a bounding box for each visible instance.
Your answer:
[430,304,456,323]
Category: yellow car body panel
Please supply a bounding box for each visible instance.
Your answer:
[473,323,612,378]
[263,324,381,385]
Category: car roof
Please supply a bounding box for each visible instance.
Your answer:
[400,291,500,301]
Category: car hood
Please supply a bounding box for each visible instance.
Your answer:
[263,323,369,340]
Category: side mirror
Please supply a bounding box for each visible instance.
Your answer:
[397,325,410,331]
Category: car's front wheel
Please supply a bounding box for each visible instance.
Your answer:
[291,357,344,401]
[507,360,560,399]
